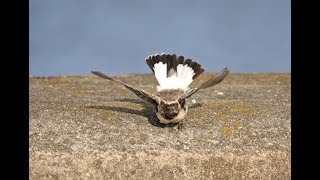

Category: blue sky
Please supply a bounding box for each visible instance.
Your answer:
[30,0,290,76]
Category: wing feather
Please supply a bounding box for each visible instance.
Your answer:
[178,67,229,100]
[91,71,160,106]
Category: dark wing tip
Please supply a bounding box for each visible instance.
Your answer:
[212,67,229,81]
[91,70,112,80]
[91,71,105,76]
[222,67,229,72]
[198,67,229,89]
[91,71,101,76]
[220,67,230,76]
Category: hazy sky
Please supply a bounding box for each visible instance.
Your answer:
[30,0,290,76]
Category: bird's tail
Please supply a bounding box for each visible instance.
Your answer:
[146,53,204,91]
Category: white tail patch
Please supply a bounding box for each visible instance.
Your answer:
[154,62,195,91]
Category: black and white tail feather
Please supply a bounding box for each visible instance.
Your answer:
[146,54,205,91]
[92,53,229,125]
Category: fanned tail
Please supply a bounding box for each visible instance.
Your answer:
[146,53,204,91]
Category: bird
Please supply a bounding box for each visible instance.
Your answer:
[91,53,229,128]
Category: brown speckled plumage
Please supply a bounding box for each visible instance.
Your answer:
[156,89,184,102]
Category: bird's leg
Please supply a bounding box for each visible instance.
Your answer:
[178,121,184,129]
[169,121,184,132]
[175,121,184,130]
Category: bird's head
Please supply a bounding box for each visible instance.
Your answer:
[156,99,187,124]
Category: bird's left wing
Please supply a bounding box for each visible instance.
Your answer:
[91,71,160,106]
[178,67,229,100]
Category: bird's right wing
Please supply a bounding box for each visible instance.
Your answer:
[178,67,229,100]
[91,71,160,106]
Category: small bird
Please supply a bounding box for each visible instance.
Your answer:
[92,53,229,128]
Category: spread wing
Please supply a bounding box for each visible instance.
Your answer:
[178,67,229,100]
[91,71,160,106]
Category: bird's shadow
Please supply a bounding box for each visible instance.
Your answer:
[86,98,203,128]
[86,98,171,128]
[113,98,147,105]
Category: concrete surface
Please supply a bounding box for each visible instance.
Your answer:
[29,73,291,179]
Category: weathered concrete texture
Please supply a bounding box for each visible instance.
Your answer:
[29,73,291,179]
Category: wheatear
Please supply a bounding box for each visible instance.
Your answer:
[92,53,229,127]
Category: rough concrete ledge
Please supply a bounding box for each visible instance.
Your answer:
[29,73,291,179]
